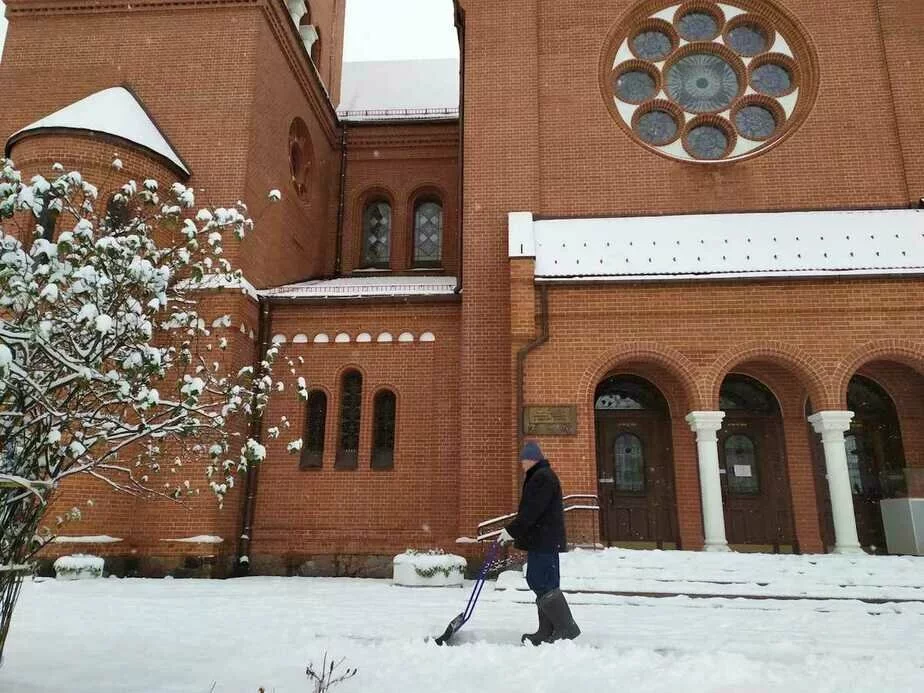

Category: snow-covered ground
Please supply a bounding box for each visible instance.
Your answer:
[3,554,924,693]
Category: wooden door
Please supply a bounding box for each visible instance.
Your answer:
[719,415,793,550]
[595,411,677,547]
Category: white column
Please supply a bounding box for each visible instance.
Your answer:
[686,411,730,552]
[808,411,863,554]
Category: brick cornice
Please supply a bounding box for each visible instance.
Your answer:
[5,0,341,146]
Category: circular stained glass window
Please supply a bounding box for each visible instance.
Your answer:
[632,30,673,61]
[604,0,815,163]
[666,53,739,113]
[636,110,679,145]
[677,12,719,41]
[735,105,776,139]
[726,23,769,56]
[686,124,729,159]
[615,70,657,103]
[752,62,792,96]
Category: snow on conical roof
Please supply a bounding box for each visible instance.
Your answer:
[6,86,189,176]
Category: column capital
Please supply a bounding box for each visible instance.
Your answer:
[808,410,855,435]
[686,410,726,434]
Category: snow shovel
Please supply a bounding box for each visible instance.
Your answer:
[432,540,503,646]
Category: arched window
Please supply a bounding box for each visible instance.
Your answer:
[719,374,779,415]
[413,198,443,266]
[371,390,397,470]
[311,29,322,65]
[300,390,327,469]
[613,433,645,492]
[362,200,391,268]
[725,434,759,494]
[336,370,362,469]
[105,194,131,230]
[595,374,669,412]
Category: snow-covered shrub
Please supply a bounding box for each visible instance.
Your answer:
[53,554,104,580]
[393,549,466,587]
[0,159,303,660]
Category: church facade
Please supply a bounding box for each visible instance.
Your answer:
[2,0,924,577]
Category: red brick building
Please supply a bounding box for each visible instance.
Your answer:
[2,0,923,576]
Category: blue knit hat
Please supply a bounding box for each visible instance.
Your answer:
[519,441,544,462]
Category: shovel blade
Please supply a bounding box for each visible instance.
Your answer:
[433,612,465,646]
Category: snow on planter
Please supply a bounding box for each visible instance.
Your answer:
[53,554,104,580]
[393,549,466,587]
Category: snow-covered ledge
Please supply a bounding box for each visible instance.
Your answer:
[508,209,924,281]
[393,550,466,587]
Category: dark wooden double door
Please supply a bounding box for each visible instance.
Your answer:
[595,410,677,547]
[595,409,793,550]
[718,415,793,550]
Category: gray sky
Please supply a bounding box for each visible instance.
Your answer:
[0,1,457,62]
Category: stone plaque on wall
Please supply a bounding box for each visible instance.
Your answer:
[523,406,578,436]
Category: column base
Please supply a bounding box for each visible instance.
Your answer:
[832,544,865,555]
[703,542,731,552]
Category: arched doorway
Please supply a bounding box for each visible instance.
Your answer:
[594,375,677,548]
[813,375,908,551]
[719,374,794,551]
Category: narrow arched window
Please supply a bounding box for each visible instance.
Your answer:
[300,390,327,469]
[311,29,322,64]
[362,200,391,267]
[725,434,759,494]
[613,433,645,492]
[336,370,362,469]
[413,199,443,266]
[371,390,397,470]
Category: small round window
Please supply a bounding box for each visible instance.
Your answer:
[288,117,314,202]
[603,0,817,163]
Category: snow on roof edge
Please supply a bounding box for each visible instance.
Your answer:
[7,87,190,176]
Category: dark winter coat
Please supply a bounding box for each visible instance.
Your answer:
[505,459,567,553]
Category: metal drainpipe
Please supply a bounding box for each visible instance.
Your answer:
[235,297,273,577]
[334,123,348,277]
[515,284,549,453]
[453,7,465,294]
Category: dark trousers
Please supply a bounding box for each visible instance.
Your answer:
[525,550,560,597]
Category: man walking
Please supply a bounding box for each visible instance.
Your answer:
[499,441,581,645]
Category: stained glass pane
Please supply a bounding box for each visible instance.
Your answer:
[413,200,443,264]
[666,53,739,113]
[300,390,327,469]
[727,24,769,56]
[362,201,391,266]
[371,390,397,470]
[614,433,645,492]
[677,12,719,41]
[686,124,728,159]
[845,434,863,495]
[751,63,792,96]
[615,70,657,103]
[595,375,669,411]
[336,371,362,469]
[635,110,678,145]
[725,434,759,494]
[632,30,672,61]
[735,105,776,140]
[720,375,779,414]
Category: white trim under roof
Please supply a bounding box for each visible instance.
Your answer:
[260,276,458,299]
[7,87,189,176]
[509,209,924,281]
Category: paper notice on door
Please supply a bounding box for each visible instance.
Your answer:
[734,465,753,478]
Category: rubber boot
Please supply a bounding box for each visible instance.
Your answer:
[538,588,581,642]
[521,601,553,645]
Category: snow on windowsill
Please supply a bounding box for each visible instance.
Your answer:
[53,535,123,544]
[159,535,224,544]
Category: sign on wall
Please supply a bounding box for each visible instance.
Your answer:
[523,406,578,436]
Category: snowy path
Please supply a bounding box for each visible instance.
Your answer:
[3,575,924,693]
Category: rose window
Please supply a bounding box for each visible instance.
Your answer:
[604,0,817,162]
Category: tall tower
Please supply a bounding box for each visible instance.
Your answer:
[286,0,347,107]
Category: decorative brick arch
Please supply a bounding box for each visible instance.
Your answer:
[577,342,704,416]
[832,340,924,406]
[704,341,831,411]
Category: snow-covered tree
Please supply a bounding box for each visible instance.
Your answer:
[0,158,302,661]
